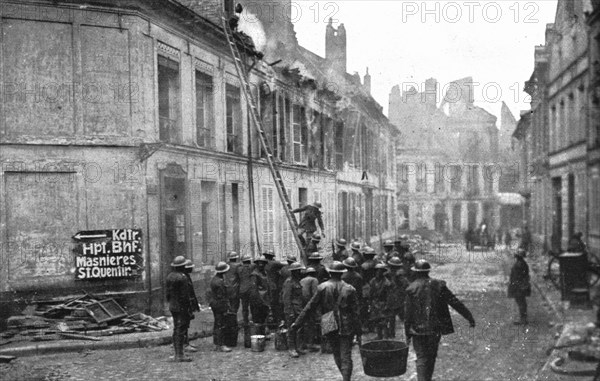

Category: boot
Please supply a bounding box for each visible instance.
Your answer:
[184,344,198,352]
[219,345,232,352]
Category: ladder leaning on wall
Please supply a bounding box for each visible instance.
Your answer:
[221,16,307,264]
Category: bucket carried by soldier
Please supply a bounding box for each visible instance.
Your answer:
[359,340,409,377]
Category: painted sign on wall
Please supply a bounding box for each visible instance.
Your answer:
[73,229,143,280]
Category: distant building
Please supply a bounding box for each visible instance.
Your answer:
[389,77,500,235]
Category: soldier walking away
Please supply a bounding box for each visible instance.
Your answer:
[210,262,233,353]
[387,257,409,339]
[292,262,361,381]
[282,262,307,358]
[249,255,271,335]
[238,255,254,325]
[508,248,531,325]
[183,260,200,353]
[369,263,392,340]
[405,259,475,381]
[300,267,320,352]
[292,201,325,245]
[333,238,349,261]
[381,239,398,262]
[342,257,364,344]
[224,251,241,315]
[166,256,194,362]
[264,250,284,326]
[360,246,377,332]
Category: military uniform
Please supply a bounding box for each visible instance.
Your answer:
[281,265,306,356]
[209,268,231,350]
[300,269,319,351]
[166,258,194,361]
[387,265,409,338]
[265,256,284,324]
[405,260,475,381]
[369,273,392,339]
[294,266,361,381]
[224,261,240,314]
[249,260,271,335]
[238,259,254,325]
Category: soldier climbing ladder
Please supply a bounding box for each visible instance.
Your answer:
[221,15,307,264]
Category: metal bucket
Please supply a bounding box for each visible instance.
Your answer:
[360,340,409,377]
[250,335,266,352]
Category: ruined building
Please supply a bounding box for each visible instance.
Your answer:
[389,78,501,234]
[0,0,397,323]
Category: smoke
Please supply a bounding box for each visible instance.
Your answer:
[238,10,266,52]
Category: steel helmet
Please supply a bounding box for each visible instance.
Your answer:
[411,259,431,272]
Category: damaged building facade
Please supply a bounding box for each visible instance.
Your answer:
[0,0,397,323]
[514,0,600,257]
[388,78,501,235]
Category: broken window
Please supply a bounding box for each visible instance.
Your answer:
[260,85,276,158]
[226,84,242,154]
[158,55,181,144]
[195,70,214,148]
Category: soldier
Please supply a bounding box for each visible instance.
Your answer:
[279,254,298,284]
[210,262,233,353]
[238,255,254,325]
[166,256,194,362]
[508,248,531,325]
[264,250,284,325]
[405,259,475,381]
[387,257,409,338]
[282,262,307,358]
[350,241,364,267]
[307,251,330,284]
[183,260,200,353]
[398,235,411,258]
[333,238,349,262]
[341,257,363,344]
[369,263,392,340]
[292,262,361,381]
[249,255,271,335]
[300,267,320,352]
[306,234,322,256]
[403,252,416,283]
[291,201,325,245]
[224,251,241,315]
[381,239,399,262]
[361,246,378,286]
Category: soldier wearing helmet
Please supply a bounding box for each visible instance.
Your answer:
[386,257,409,338]
[166,256,195,362]
[291,201,325,245]
[249,255,271,335]
[224,251,241,315]
[281,262,307,358]
[238,255,254,325]
[381,239,399,262]
[333,238,349,262]
[342,257,364,344]
[210,261,233,353]
[291,262,361,381]
[405,259,475,381]
[369,263,392,340]
[300,267,320,352]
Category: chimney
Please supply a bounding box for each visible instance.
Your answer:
[363,67,371,94]
[424,78,438,109]
[325,18,347,73]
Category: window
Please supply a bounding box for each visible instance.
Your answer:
[323,116,334,169]
[450,165,462,193]
[398,164,409,193]
[352,123,363,168]
[550,105,557,151]
[260,86,276,158]
[195,70,214,147]
[434,163,445,194]
[292,104,307,163]
[226,84,241,153]
[232,183,240,252]
[335,120,345,170]
[466,165,479,196]
[261,186,275,251]
[281,187,297,258]
[415,164,426,193]
[158,55,181,144]
[383,195,389,231]
[568,93,575,144]
[559,100,565,150]
[591,173,600,236]
[279,96,290,161]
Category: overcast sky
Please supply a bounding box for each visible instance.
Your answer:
[292,0,559,123]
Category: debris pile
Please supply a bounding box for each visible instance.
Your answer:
[1,292,169,344]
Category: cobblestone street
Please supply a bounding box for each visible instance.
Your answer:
[0,247,557,381]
